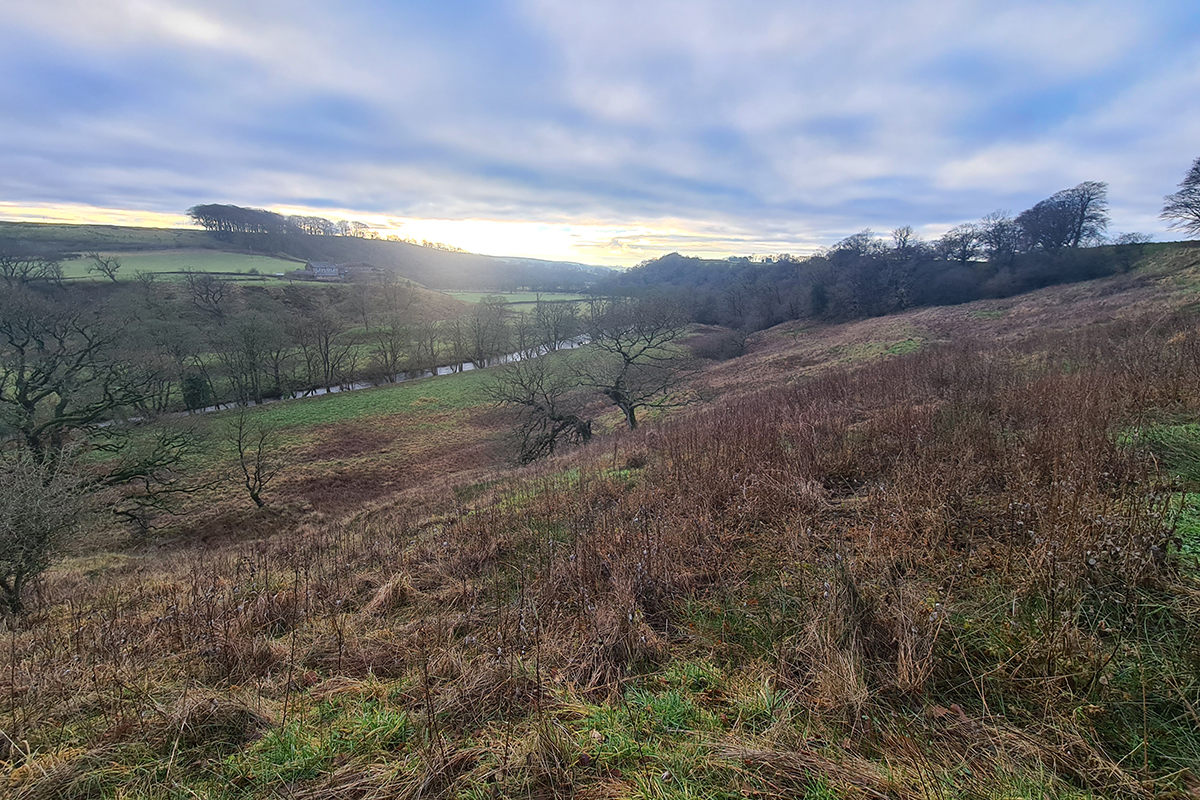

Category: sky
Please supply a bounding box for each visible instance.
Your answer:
[1,0,1198,266]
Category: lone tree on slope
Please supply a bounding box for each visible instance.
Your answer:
[1161,157,1200,236]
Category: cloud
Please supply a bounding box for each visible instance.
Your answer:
[1,0,1197,262]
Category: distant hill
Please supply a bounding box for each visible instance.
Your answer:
[0,220,612,291]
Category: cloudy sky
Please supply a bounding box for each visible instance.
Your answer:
[2,0,1197,265]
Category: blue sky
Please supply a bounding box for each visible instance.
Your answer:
[1,0,1198,265]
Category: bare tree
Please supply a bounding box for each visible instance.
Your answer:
[533,296,579,352]
[1161,157,1200,236]
[0,248,63,286]
[978,211,1022,267]
[133,269,157,298]
[86,252,122,283]
[579,297,694,429]
[227,408,283,508]
[411,317,442,377]
[486,357,592,463]
[290,303,352,391]
[891,226,919,253]
[214,312,286,404]
[369,314,410,382]
[832,229,886,259]
[937,223,983,264]
[374,271,415,315]
[183,268,233,321]
[0,287,157,454]
[466,296,511,368]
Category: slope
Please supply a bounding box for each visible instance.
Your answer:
[0,220,610,290]
[6,246,1200,799]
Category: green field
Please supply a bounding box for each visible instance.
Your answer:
[445,290,589,304]
[59,250,302,279]
[0,220,215,250]
[241,369,489,430]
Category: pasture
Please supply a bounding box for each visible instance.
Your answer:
[59,250,302,279]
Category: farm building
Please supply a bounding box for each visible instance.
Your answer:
[288,261,385,282]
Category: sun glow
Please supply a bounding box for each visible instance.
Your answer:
[0,203,820,267]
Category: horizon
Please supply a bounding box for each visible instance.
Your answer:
[3,1,1198,266]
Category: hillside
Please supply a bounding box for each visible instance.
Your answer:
[5,247,1200,799]
[0,220,611,290]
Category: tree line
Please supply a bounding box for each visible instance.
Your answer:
[605,179,1174,334]
[186,204,379,240]
[186,203,467,253]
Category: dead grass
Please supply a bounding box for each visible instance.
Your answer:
[5,255,1200,798]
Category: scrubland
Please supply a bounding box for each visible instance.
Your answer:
[5,252,1200,799]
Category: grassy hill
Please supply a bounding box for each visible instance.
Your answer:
[5,247,1200,799]
[0,220,610,290]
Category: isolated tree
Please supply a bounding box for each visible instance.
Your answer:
[486,357,593,463]
[227,408,283,508]
[579,297,693,429]
[1161,157,1200,236]
[0,448,87,613]
[86,252,122,282]
[1016,182,1109,251]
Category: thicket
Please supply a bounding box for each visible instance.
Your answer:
[5,297,1199,798]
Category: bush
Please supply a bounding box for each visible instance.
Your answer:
[688,328,746,361]
[0,449,88,613]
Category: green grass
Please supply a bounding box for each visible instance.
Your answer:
[833,337,925,362]
[0,220,215,250]
[1138,422,1200,482]
[59,251,300,279]
[445,291,588,305]
[884,338,922,356]
[1174,493,1200,558]
[225,369,491,430]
